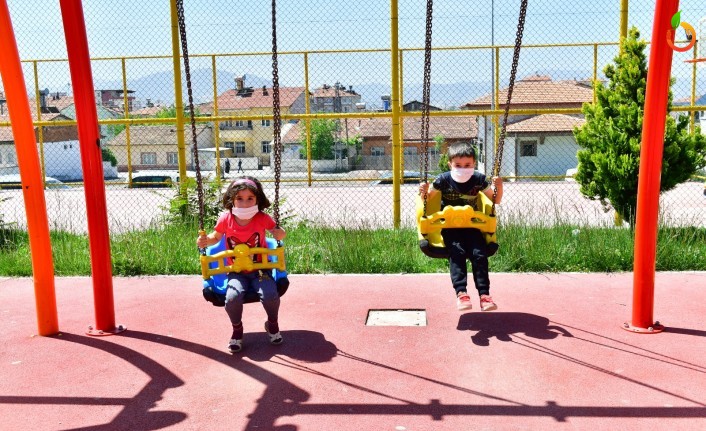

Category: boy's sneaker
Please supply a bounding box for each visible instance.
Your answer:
[456,293,473,311]
[480,295,498,311]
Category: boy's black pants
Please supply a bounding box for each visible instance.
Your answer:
[441,227,490,296]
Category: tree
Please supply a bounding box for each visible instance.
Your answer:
[573,27,706,226]
[434,134,449,172]
[101,147,118,167]
[299,119,337,160]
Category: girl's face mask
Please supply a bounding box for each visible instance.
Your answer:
[232,205,259,220]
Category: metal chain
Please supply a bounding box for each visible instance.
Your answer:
[175,0,205,231]
[492,0,527,214]
[420,0,433,216]
[271,0,282,227]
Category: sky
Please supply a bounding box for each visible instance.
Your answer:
[3,0,706,106]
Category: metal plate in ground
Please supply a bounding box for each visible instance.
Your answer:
[365,309,427,326]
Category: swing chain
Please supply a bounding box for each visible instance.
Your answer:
[420,0,434,216]
[492,0,528,214]
[271,0,282,227]
[175,0,205,231]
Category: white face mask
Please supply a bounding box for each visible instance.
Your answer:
[450,167,474,183]
[231,205,259,220]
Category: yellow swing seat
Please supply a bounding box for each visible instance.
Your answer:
[416,190,498,259]
[200,243,286,279]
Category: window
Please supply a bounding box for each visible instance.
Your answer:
[261,119,271,127]
[520,140,537,157]
[141,152,157,165]
[371,147,384,156]
[167,152,178,165]
[403,147,418,156]
[0,152,3,164]
[261,141,272,154]
[234,142,246,154]
[427,147,440,157]
[223,141,235,151]
[7,152,15,164]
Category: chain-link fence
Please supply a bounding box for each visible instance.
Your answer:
[0,0,705,233]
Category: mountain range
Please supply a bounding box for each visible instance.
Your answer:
[92,67,702,111]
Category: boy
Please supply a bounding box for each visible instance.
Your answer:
[419,142,503,312]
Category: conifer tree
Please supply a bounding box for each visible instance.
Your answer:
[573,27,706,225]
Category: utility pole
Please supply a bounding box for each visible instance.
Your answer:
[488,0,495,174]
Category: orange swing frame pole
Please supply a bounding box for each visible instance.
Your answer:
[59,0,124,336]
[0,0,58,336]
[624,0,678,333]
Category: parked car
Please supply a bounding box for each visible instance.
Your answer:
[127,170,182,188]
[372,171,436,185]
[0,174,69,190]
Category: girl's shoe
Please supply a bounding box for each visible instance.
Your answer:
[228,323,244,353]
[265,321,283,345]
[228,339,243,353]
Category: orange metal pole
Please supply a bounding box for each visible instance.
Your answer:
[0,0,58,336]
[59,0,124,336]
[626,0,678,334]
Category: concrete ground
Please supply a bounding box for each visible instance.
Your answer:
[1,272,705,430]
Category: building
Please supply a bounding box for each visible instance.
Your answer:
[105,124,213,171]
[353,116,477,170]
[95,89,136,111]
[29,90,123,140]
[310,83,362,113]
[402,100,441,112]
[280,116,477,171]
[199,76,307,167]
[0,111,110,181]
[462,74,593,177]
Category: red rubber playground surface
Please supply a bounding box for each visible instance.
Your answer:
[1,272,705,431]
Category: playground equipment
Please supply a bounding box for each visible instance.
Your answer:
[0,0,57,336]
[174,0,289,305]
[415,0,527,259]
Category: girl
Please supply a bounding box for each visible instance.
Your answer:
[197,176,287,353]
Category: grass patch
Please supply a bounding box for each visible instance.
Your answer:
[0,222,704,276]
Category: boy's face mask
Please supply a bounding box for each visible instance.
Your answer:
[450,167,474,183]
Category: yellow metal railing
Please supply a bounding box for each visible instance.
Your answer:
[3,30,705,227]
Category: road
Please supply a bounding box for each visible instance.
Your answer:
[1,180,703,234]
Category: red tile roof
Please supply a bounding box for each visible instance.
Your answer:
[200,87,306,113]
[463,75,593,108]
[282,116,477,144]
[106,124,211,146]
[131,105,167,117]
[507,114,585,133]
[0,111,68,123]
[312,85,359,98]
[358,116,477,140]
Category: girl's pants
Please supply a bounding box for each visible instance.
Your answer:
[225,271,280,325]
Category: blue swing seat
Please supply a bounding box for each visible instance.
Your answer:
[201,236,289,307]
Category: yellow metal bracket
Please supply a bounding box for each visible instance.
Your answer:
[201,244,286,279]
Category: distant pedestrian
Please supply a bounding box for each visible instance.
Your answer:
[237,159,244,173]
[224,158,231,174]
